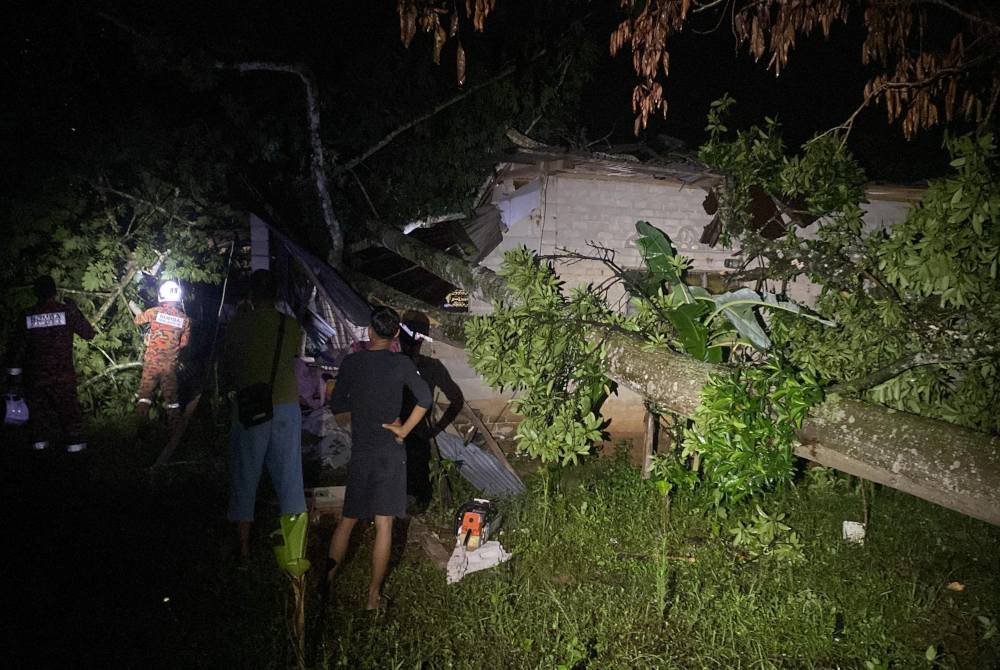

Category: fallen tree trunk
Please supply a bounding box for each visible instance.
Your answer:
[366,222,1000,526]
[344,269,469,347]
[363,220,512,305]
[599,328,1000,526]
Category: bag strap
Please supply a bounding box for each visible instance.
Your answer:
[268,313,287,389]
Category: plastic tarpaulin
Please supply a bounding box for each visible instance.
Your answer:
[262,219,372,326]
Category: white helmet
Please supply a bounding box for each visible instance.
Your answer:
[158,280,182,303]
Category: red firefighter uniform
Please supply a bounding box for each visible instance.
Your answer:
[22,298,96,445]
[134,303,191,420]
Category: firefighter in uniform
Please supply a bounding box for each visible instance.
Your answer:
[134,280,191,429]
[19,275,96,452]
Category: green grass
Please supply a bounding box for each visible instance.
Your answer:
[321,456,1000,669]
[2,419,998,669]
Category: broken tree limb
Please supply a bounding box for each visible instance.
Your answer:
[365,220,513,305]
[599,327,1000,526]
[94,253,140,325]
[217,61,344,267]
[344,269,468,347]
[153,393,202,468]
[80,362,143,388]
[366,224,1000,526]
[795,397,1000,527]
[335,59,529,177]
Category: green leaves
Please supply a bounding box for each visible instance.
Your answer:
[727,505,805,563]
[465,247,610,464]
[685,364,823,506]
[0,176,231,417]
[635,220,692,302]
[632,222,834,355]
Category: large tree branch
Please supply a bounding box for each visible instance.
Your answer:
[828,352,957,395]
[91,184,196,229]
[215,61,344,267]
[344,269,469,348]
[369,223,1000,526]
[333,60,524,177]
[80,362,143,388]
[364,220,513,305]
[94,252,141,325]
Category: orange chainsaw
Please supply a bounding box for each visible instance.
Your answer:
[454,498,501,551]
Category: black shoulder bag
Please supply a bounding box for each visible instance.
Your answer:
[235,314,286,428]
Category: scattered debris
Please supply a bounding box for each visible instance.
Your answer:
[842,520,866,544]
[407,518,452,570]
[306,486,345,522]
[436,433,524,496]
[302,408,352,469]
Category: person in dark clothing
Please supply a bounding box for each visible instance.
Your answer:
[17,275,96,452]
[398,311,464,511]
[324,306,432,610]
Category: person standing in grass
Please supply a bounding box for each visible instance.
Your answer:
[324,306,431,610]
[133,280,191,433]
[14,275,96,452]
[222,269,306,559]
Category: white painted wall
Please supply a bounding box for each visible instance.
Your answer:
[454,171,914,440]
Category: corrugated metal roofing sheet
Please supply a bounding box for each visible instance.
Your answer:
[435,432,525,497]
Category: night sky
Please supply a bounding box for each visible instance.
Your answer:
[1,0,965,233]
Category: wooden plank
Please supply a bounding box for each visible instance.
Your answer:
[459,405,519,479]
[642,409,656,480]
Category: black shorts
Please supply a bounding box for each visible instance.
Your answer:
[342,447,408,519]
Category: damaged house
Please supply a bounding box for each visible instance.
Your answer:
[419,148,923,442]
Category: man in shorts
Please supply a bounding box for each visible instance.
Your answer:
[222,270,306,559]
[324,306,431,610]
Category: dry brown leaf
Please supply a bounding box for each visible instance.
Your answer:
[946,581,965,592]
[433,20,446,64]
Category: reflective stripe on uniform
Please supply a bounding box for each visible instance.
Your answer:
[165,403,181,409]
[137,398,153,404]
[26,312,67,329]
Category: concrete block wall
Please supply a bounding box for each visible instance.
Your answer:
[455,172,914,442]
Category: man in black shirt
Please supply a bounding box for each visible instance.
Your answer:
[324,307,431,610]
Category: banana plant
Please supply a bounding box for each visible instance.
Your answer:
[634,220,835,357]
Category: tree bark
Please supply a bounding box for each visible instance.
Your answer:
[365,221,1000,526]
[343,269,469,348]
[218,61,344,267]
[365,220,512,304]
[599,327,1000,526]
[94,253,141,325]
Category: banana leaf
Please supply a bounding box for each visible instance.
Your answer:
[635,220,693,303]
[704,287,837,350]
[632,222,835,353]
[272,513,311,578]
